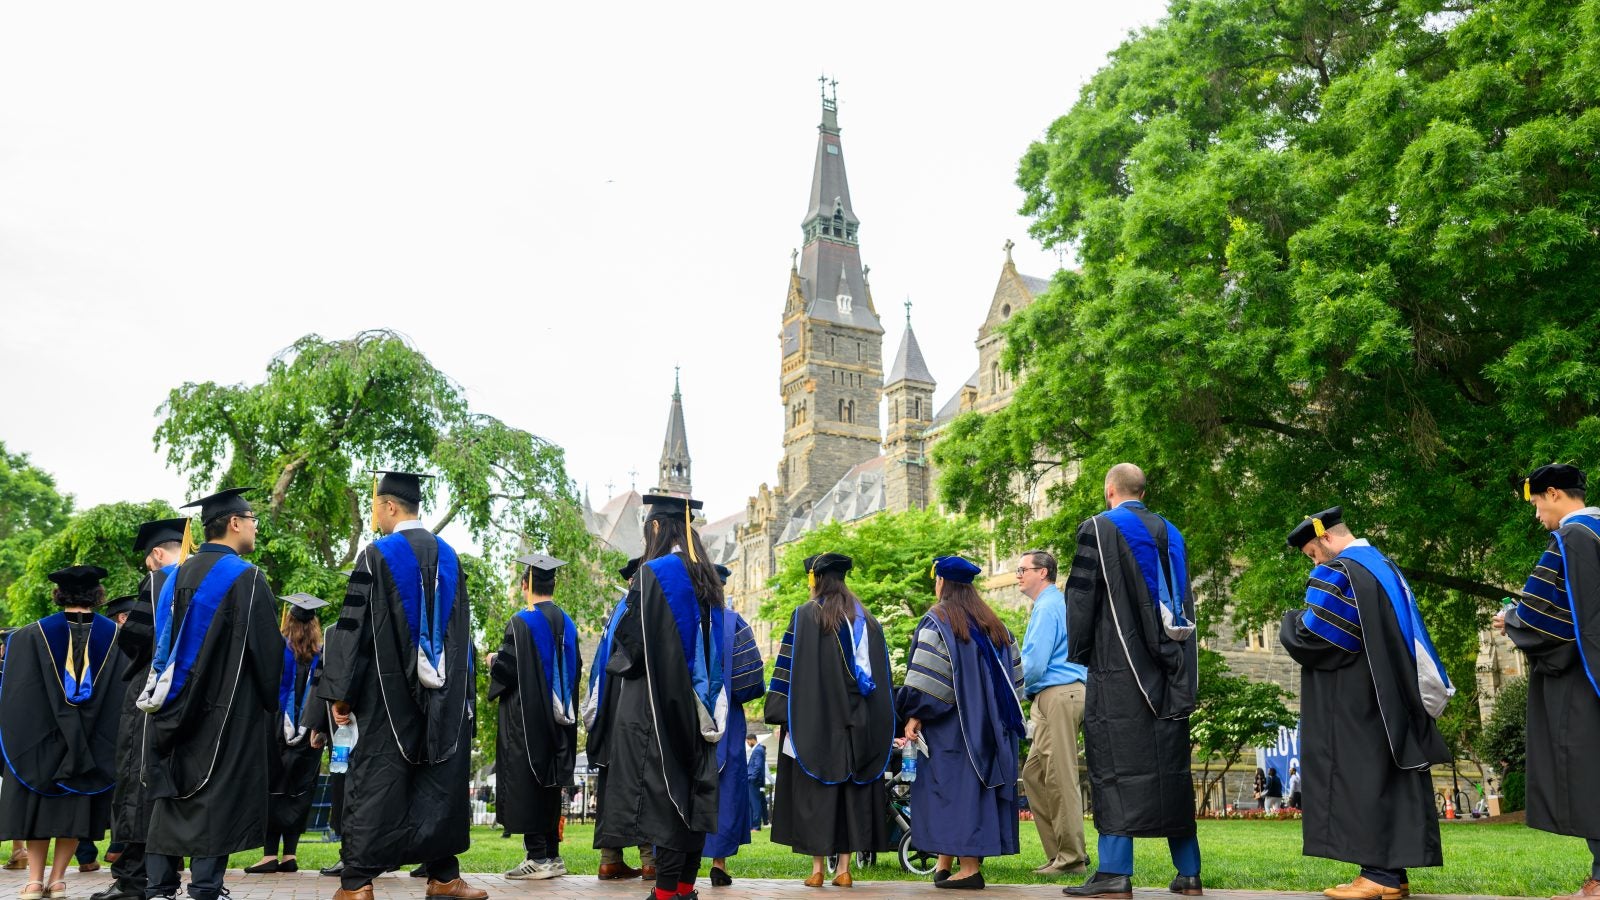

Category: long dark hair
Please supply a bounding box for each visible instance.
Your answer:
[933,580,1012,646]
[641,515,724,609]
[811,570,871,634]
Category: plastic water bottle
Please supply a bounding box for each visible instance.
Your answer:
[330,716,358,773]
[901,740,918,782]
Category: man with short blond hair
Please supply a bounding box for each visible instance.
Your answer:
[1017,548,1088,875]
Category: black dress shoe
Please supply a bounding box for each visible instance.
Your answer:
[90,886,145,900]
[243,861,279,874]
[709,867,732,887]
[934,869,951,883]
[1169,874,1203,895]
[1063,872,1133,899]
[320,862,345,877]
[935,872,986,890]
[278,860,298,873]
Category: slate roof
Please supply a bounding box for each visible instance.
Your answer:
[803,118,858,227]
[585,490,646,558]
[798,234,881,332]
[1020,273,1052,296]
[700,510,747,567]
[886,323,935,385]
[930,369,980,429]
[778,456,886,543]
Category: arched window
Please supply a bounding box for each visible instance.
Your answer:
[847,400,855,423]
[838,399,847,422]
[911,397,920,419]
[991,362,1000,393]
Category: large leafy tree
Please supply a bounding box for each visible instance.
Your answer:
[936,0,1600,708]
[5,500,179,626]
[759,508,1002,678]
[0,442,75,607]
[1190,649,1294,813]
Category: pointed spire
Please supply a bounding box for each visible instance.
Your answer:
[794,79,881,334]
[657,372,692,496]
[886,310,935,386]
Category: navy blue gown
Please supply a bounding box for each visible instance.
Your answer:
[702,610,765,859]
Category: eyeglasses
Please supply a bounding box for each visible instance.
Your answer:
[235,514,259,524]
[1014,566,1042,575]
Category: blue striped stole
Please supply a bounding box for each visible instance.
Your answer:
[1519,545,1576,641]
[1303,563,1362,652]
[768,616,795,699]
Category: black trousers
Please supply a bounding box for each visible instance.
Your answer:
[653,834,705,893]
[1589,838,1600,880]
[342,856,458,892]
[328,773,346,836]
[523,831,560,860]
[75,840,97,865]
[265,831,300,857]
[111,842,147,891]
[146,854,223,900]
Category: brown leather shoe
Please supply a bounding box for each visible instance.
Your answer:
[832,872,853,888]
[332,887,373,900]
[804,872,825,887]
[1323,878,1402,900]
[425,879,488,900]
[1553,877,1600,900]
[79,862,101,874]
[639,866,657,881]
[1400,885,1409,899]
[597,862,641,881]
[3,850,29,871]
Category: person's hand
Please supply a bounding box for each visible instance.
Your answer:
[485,651,498,668]
[332,702,352,727]
[310,731,325,749]
[1492,609,1507,634]
[903,717,921,742]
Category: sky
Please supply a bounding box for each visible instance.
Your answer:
[0,1,1170,526]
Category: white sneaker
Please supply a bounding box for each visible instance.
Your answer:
[528,858,565,880]
[504,858,543,879]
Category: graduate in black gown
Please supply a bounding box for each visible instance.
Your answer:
[91,519,185,900]
[1496,464,1600,900]
[488,553,581,881]
[318,472,482,900]
[1063,464,1202,899]
[1280,507,1453,900]
[702,564,766,887]
[766,552,894,888]
[583,557,657,881]
[592,494,726,900]
[244,593,328,874]
[898,556,1026,891]
[0,566,120,900]
[137,489,283,900]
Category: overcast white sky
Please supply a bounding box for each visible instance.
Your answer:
[0,2,1168,526]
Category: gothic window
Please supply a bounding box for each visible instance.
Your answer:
[912,397,920,419]
[891,399,898,423]
[838,293,852,314]
[991,362,1000,393]
[857,342,863,362]
[838,399,846,422]
[848,400,855,423]
[829,336,836,356]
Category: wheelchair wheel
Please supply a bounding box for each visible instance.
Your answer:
[899,831,937,876]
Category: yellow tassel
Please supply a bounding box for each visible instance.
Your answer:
[808,570,816,591]
[280,606,290,630]
[370,475,380,533]
[685,502,698,563]
[929,563,936,580]
[1524,478,1532,501]
[178,519,196,564]
[1311,517,1325,538]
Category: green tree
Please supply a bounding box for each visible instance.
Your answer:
[1189,649,1294,814]
[935,0,1600,695]
[0,442,75,606]
[5,500,179,626]
[759,508,1000,678]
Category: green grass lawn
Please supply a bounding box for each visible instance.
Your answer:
[226,819,1589,897]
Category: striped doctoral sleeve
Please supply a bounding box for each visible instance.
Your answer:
[1007,630,1024,693]
[768,611,796,700]
[904,616,955,705]
[1518,540,1576,640]
[1301,561,1362,653]
[730,614,766,704]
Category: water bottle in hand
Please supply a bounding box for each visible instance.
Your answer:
[901,739,918,782]
[330,716,358,773]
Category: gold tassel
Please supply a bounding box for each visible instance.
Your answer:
[1524,478,1532,501]
[280,606,290,631]
[685,502,698,563]
[1311,517,1325,538]
[808,570,816,591]
[370,475,380,533]
[178,518,196,563]
[929,563,936,580]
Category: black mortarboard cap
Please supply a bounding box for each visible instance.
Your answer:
[714,564,731,584]
[1523,464,1587,500]
[804,553,853,577]
[181,487,253,525]
[618,556,643,580]
[133,517,189,553]
[47,565,109,593]
[1287,506,1344,550]
[103,594,141,617]
[374,471,433,505]
[282,592,330,622]
[516,553,567,575]
[642,493,704,522]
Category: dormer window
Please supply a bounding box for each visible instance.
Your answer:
[837,292,853,314]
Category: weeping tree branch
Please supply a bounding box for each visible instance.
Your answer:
[1399,566,1513,603]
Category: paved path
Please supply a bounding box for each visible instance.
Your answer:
[0,870,1543,900]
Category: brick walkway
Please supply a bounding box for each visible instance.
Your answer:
[0,870,1542,900]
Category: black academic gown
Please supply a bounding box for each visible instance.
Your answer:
[144,547,282,859]
[0,612,120,841]
[488,602,580,834]
[592,553,719,853]
[110,579,158,844]
[1506,519,1600,840]
[317,527,474,870]
[765,600,895,856]
[266,653,325,838]
[1279,554,1448,870]
[1066,505,1198,838]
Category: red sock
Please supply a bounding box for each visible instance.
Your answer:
[677,883,696,894]
[654,889,675,900]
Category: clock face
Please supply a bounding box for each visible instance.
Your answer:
[783,321,800,358]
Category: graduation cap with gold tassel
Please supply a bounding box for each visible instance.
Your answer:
[641,493,704,563]
[804,553,853,591]
[1286,506,1343,550]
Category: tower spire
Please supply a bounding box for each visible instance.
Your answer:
[657,371,692,497]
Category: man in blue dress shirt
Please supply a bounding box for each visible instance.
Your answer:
[1018,549,1090,875]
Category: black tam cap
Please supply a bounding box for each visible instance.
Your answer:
[642,493,704,522]
[133,517,189,553]
[1523,464,1587,500]
[282,593,330,622]
[103,594,142,617]
[618,556,643,581]
[714,564,731,584]
[181,488,253,525]
[48,565,109,593]
[804,553,853,578]
[1287,506,1343,550]
[374,471,433,505]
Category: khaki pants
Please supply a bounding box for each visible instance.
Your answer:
[1022,682,1087,868]
[599,844,656,868]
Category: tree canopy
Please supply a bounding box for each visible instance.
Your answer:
[759,508,1004,677]
[5,500,179,626]
[0,442,74,608]
[935,0,1600,702]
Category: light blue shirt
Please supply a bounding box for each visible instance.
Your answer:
[1020,583,1088,698]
